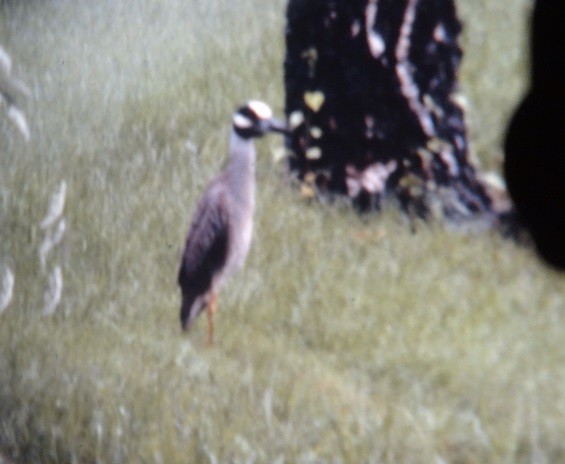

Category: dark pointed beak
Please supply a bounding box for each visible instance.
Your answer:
[268,117,291,135]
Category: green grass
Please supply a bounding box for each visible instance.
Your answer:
[1,0,564,463]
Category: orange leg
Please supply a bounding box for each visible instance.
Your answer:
[206,292,218,346]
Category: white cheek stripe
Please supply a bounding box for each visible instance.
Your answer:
[233,113,253,129]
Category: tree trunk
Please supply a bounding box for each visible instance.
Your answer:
[284,0,516,232]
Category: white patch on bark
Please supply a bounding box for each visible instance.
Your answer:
[365,0,385,58]
[395,0,435,137]
[346,160,397,197]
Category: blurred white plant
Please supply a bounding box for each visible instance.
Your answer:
[40,180,67,229]
[39,180,67,268]
[0,266,15,314]
[39,218,66,268]
[39,180,67,315]
[0,44,31,141]
[0,46,10,72]
[43,265,63,315]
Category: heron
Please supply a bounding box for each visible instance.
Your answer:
[178,100,287,344]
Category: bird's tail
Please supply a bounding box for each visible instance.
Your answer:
[180,289,203,331]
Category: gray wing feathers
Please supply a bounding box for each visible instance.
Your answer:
[178,179,230,288]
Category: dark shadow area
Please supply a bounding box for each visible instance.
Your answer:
[504,0,565,270]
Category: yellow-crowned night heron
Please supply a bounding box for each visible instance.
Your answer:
[178,101,287,344]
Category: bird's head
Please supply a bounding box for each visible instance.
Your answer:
[232,100,289,139]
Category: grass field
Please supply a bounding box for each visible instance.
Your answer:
[1,0,564,463]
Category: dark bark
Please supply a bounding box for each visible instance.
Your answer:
[284,0,518,233]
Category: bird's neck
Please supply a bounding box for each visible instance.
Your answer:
[226,131,256,202]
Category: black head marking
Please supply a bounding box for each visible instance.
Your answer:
[232,100,276,139]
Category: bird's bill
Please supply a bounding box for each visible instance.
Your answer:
[268,117,291,135]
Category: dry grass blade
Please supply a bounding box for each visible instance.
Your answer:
[40,181,67,230]
[0,267,14,314]
[38,218,66,268]
[42,265,63,315]
[0,45,12,76]
[0,44,31,140]
[6,104,30,141]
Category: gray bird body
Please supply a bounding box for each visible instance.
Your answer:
[178,101,286,342]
